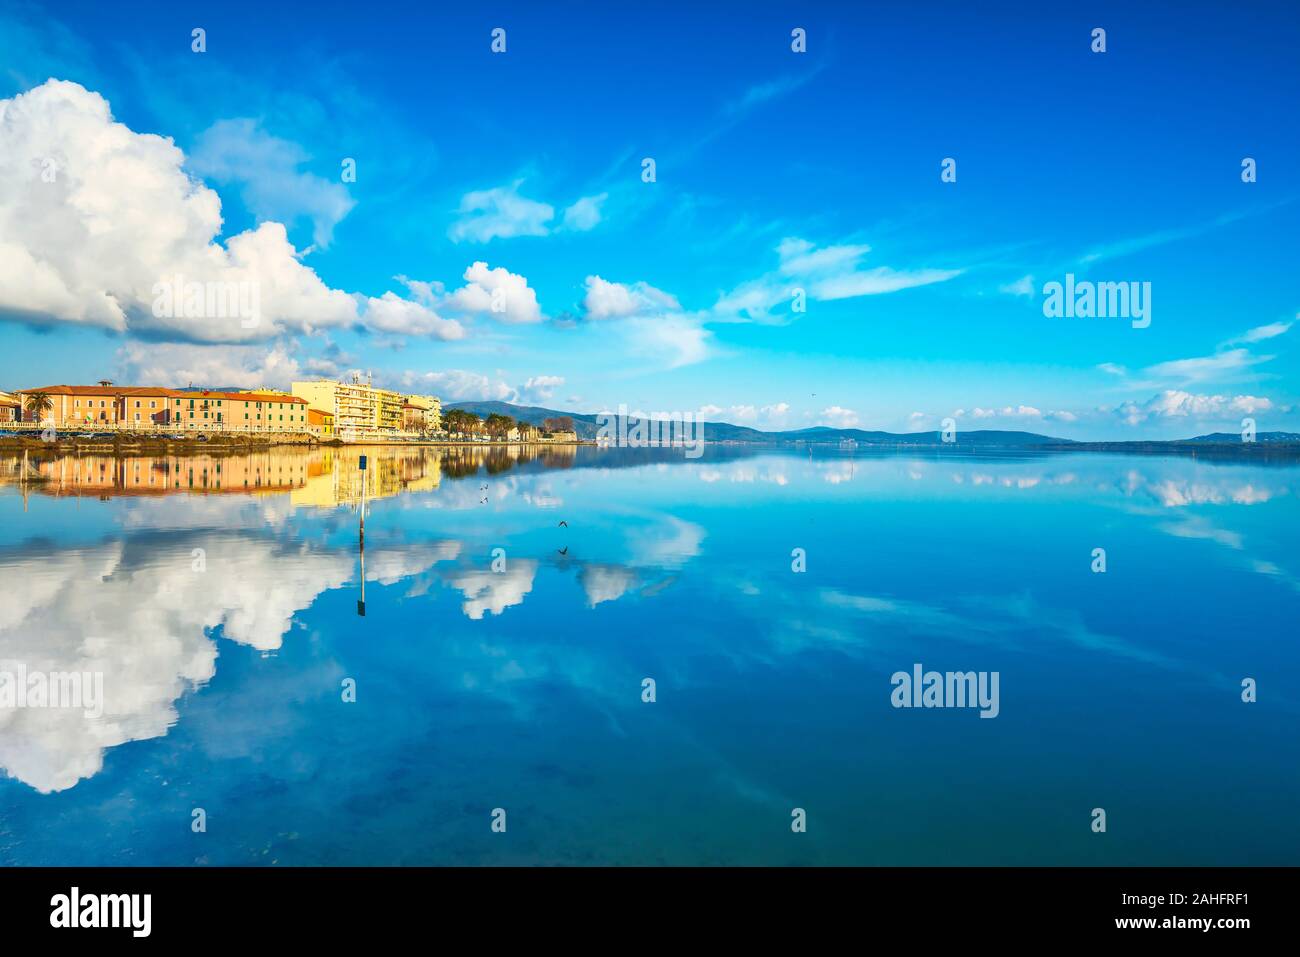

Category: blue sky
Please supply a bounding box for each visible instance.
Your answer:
[0,0,1297,438]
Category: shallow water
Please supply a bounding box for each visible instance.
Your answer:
[1,444,1297,865]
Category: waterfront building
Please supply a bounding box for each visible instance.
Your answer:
[122,387,180,426]
[404,394,442,432]
[12,383,312,432]
[13,384,176,426]
[291,376,405,435]
[167,389,310,431]
[308,408,335,436]
[402,401,427,432]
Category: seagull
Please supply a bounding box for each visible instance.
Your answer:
[558,520,568,527]
[557,546,568,556]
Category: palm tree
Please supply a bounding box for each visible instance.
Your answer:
[23,391,53,425]
[444,409,480,436]
[484,413,514,437]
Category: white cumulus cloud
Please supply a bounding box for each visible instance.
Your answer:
[0,79,442,347]
[1116,390,1273,425]
[582,275,680,320]
[445,261,543,324]
[819,406,859,428]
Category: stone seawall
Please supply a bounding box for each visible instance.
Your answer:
[0,430,321,452]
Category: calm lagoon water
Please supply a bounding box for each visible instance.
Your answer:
[1,444,1297,865]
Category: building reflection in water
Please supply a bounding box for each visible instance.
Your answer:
[1,449,311,499]
[0,443,578,507]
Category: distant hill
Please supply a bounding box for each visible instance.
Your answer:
[444,401,1300,448]
[1181,431,1300,444]
[447,401,1072,446]
[768,427,1069,446]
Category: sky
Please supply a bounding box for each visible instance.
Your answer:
[0,0,1297,439]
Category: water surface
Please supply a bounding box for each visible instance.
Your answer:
[1,444,1297,864]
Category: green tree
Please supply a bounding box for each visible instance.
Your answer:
[444,409,480,435]
[23,391,53,424]
[484,413,514,437]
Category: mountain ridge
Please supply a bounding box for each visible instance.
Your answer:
[446,401,1299,447]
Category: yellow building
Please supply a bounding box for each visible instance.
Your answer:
[404,394,442,431]
[290,447,442,507]
[0,390,22,422]
[291,377,405,435]
[308,407,334,436]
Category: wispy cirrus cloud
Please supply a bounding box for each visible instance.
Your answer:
[1078,206,1272,265]
[1224,319,1293,346]
[711,236,961,323]
[723,67,824,118]
[1142,348,1273,385]
[1100,319,1290,391]
[560,192,608,231]
[189,117,356,249]
[447,180,554,242]
[448,180,607,242]
[999,275,1035,298]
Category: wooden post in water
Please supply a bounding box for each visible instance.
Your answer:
[357,453,367,616]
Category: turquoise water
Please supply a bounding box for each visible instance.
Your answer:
[1,445,1297,865]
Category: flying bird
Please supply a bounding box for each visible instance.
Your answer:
[557,546,568,555]
[558,520,568,527]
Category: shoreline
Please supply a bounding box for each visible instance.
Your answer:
[0,434,594,453]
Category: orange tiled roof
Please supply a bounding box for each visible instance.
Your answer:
[16,385,307,403]
[16,384,181,397]
[181,390,308,404]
